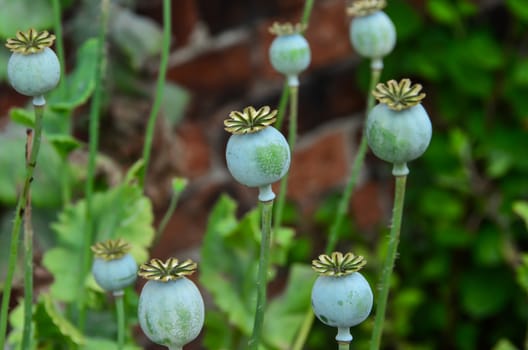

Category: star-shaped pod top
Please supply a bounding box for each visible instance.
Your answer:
[269,22,307,36]
[347,0,387,17]
[91,238,131,261]
[6,29,56,54]
[372,78,426,111]
[224,106,277,135]
[138,257,197,282]
[312,252,367,277]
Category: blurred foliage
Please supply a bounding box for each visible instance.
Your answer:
[348,0,528,349]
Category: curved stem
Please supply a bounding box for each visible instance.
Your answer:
[153,181,186,246]
[369,175,407,350]
[0,103,45,349]
[325,67,381,254]
[274,84,298,231]
[22,127,37,349]
[115,293,125,350]
[292,307,315,350]
[78,0,110,330]
[248,199,274,350]
[139,0,171,190]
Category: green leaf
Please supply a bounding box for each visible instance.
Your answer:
[493,339,520,350]
[47,134,82,159]
[162,83,191,127]
[386,0,423,40]
[48,38,98,111]
[110,8,163,69]
[200,195,294,345]
[82,338,140,350]
[43,183,154,302]
[516,254,528,294]
[513,201,528,230]
[0,127,65,207]
[40,294,85,345]
[506,0,528,22]
[460,268,514,318]
[9,108,35,128]
[0,0,54,38]
[427,0,460,25]
[263,264,315,349]
[0,48,9,81]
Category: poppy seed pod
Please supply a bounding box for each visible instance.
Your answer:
[268,22,311,86]
[311,252,373,344]
[366,79,432,175]
[224,106,290,201]
[138,258,204,350]
[6,29,60,103]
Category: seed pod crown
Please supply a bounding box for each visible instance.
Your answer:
[373,78,426,111]
[224,106,277,135]
[312,252,367,277]
[139,257,197,282]
[269,22,307,36]
[91,238,131,261]
[347,0,387,17]
[6,29,56,54]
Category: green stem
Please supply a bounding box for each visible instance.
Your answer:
[139,0,171,189]
[301,0,316,25]
[339,343,350,350]
[326,67,381,254]
[248,199,274,350]
[292,307,315,350]
[275,80,290,130]
[22,127,37,349]
[0,102,45,350]
[369,175,407,350]
[115,292,125,350]
[292,64,382,350]
[274,84,298,231]
[154,187,184,246]
[51,0,66,100]
[78,0,110,330]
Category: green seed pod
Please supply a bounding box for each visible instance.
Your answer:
[224,106,290,201]
[91,239,137,294]
[366,79,432,175]
[311,252,373,344]
[348,0,396,68]
[268,22,311,86]
[6,29,60,103]
[138,258,204,350]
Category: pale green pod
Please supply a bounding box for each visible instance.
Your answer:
[138,278,205,350]
[92,254,137,293]
[311,272,373,342]
[226,126,290,190]
[366,103,432,168]
[350,10,396,60]
[269,33,311,86]
[7,47,60,97]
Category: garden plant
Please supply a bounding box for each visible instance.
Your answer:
[0,0,527,350]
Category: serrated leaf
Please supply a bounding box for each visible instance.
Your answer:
[9,108,35,128]
[41,294,85,345]
[0,0,54,38]
[43,184,154,302]
[200,195,295,345]
[263,264,315,349]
